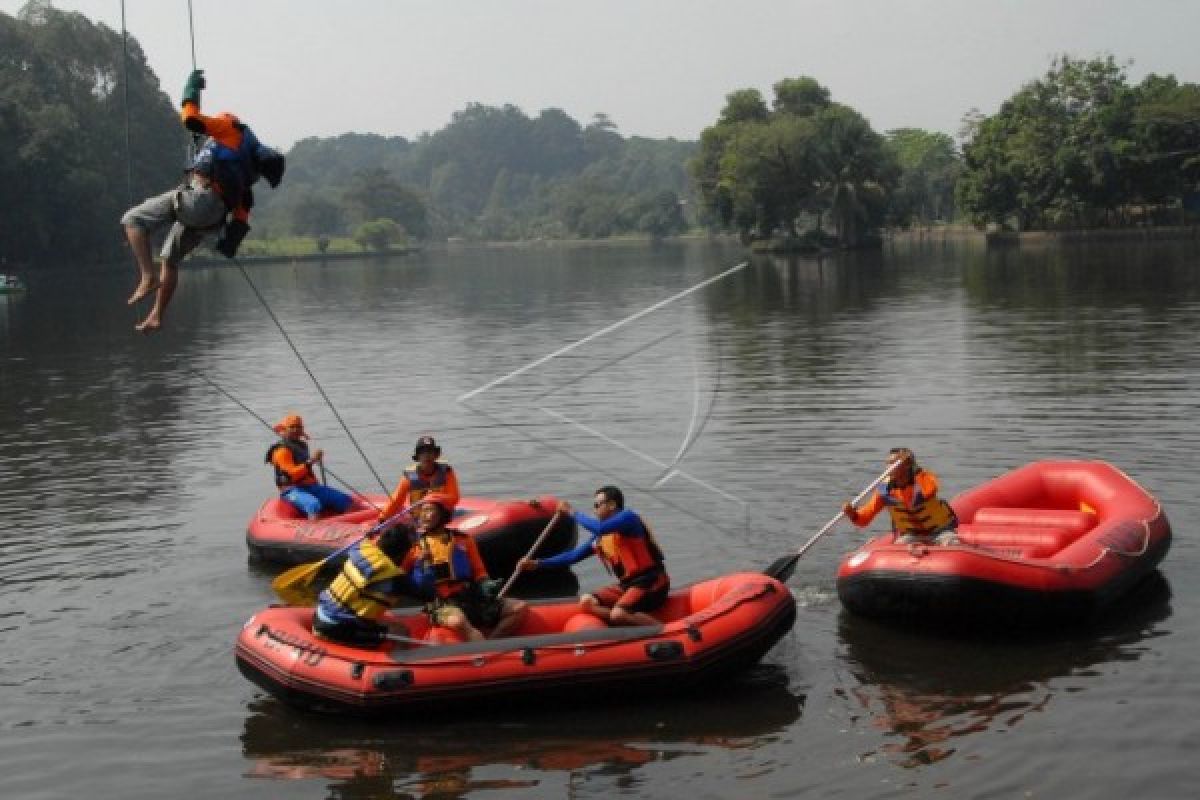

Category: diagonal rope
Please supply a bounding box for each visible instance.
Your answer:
[232,258,389,493]
[187,367,381,510]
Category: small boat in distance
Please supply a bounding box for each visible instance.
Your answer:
[236,572,797,715]
[0,274,26,294]
[836,460,1171,628]
[247,493,577,577]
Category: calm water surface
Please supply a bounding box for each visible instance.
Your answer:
[1,237,1198,799]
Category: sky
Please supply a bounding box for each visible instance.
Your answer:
[5,0,1200,150]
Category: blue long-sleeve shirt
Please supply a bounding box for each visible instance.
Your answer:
[537,508,648,569]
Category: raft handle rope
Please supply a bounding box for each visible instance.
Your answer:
[232,257,390,494]
[187,367,381,511]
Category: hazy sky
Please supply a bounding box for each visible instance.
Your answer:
[5,0,1200,150]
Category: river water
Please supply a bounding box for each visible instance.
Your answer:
[1,236,1197,799]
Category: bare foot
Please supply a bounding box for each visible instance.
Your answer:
[135,314,161,334]
[127,277,160,305]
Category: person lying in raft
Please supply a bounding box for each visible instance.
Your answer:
[377,435,461,525]
[518,485,669,627]
[266,413,353,520]
[312,526,416,647]
[842,447,960,546]
[401,494,527,641]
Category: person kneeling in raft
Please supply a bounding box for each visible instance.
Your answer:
[519,485,669,627]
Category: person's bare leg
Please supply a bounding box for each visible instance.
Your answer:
[486,600,527,639]
[609,607,660,627]
[124,226,160,304]
[135,259,178,333]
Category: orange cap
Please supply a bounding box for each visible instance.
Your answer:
[273,413,308,438]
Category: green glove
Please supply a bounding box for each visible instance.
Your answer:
[477,578,502,600]
[182,69,206,106]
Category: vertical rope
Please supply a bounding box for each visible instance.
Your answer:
[184,0,199,164]
[187,0,197,69]
[119,0,133,205]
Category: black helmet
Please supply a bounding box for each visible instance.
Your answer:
[412,435,441,460]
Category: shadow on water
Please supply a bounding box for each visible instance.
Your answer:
[834,572,1172,768]
[239,664,802,799]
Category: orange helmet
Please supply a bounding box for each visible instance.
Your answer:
[273,413,307,438]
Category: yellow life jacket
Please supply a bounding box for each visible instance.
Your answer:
[879,471,957,538]
[323,539,407,620]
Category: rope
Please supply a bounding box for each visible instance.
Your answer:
[231,258,390,494]
[119,0,133,205]
[187,367,381,511]
[186,0,197,70]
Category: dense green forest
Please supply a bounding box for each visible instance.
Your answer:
[253,107,696,243]
[956,55,1200,230]
[4,4,1199,269]
[0,3,186,266]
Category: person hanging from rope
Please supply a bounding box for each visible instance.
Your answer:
[121,68,285,333]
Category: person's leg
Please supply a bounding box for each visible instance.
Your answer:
[121,190,175,305]
[485,598,527,639]
[607,579,668,627]
[310,484,353,514]
[137,220,208,332]
[433,605,483,642]
[124,225,160,304]
[282,487,322,519]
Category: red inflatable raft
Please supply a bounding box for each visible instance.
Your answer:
[235,572,796,715]
[246,493,577,576]
[837,460,1171,626]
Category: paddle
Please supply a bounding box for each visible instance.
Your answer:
[497,509,565,599]
[272,501,420,606]
[763,462,901,583]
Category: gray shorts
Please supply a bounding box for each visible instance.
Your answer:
[120,183,225,264]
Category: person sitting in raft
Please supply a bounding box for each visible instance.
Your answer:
[519,485,669,627]
[313,526,416,647]
[266,414,353,520]
[121,68,284,333]
[401,493,527,641]
[842,447,960,545]
[377,435,461,524]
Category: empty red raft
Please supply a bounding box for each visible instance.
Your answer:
[235,572,797,715]
[836,460,1171,626]
[246,494,578,576]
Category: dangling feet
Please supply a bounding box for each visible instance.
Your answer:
[127,276,160,305]
[134,311,162,334]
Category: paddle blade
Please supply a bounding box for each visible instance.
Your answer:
[271,559,326,606]
[762,554,799,583]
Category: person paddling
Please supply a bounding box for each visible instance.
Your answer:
[121,68,284,332]
[842,447,960,546]
[519,485,669,627]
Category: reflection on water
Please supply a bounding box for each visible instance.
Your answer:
[240,667,801,799]
[836,573,1172,768]
[2,239,1200,798]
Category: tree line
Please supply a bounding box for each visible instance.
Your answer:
[4,3,1199,269]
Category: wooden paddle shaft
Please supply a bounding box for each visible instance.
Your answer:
[791,461,901,560]
[498,509,564,599]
